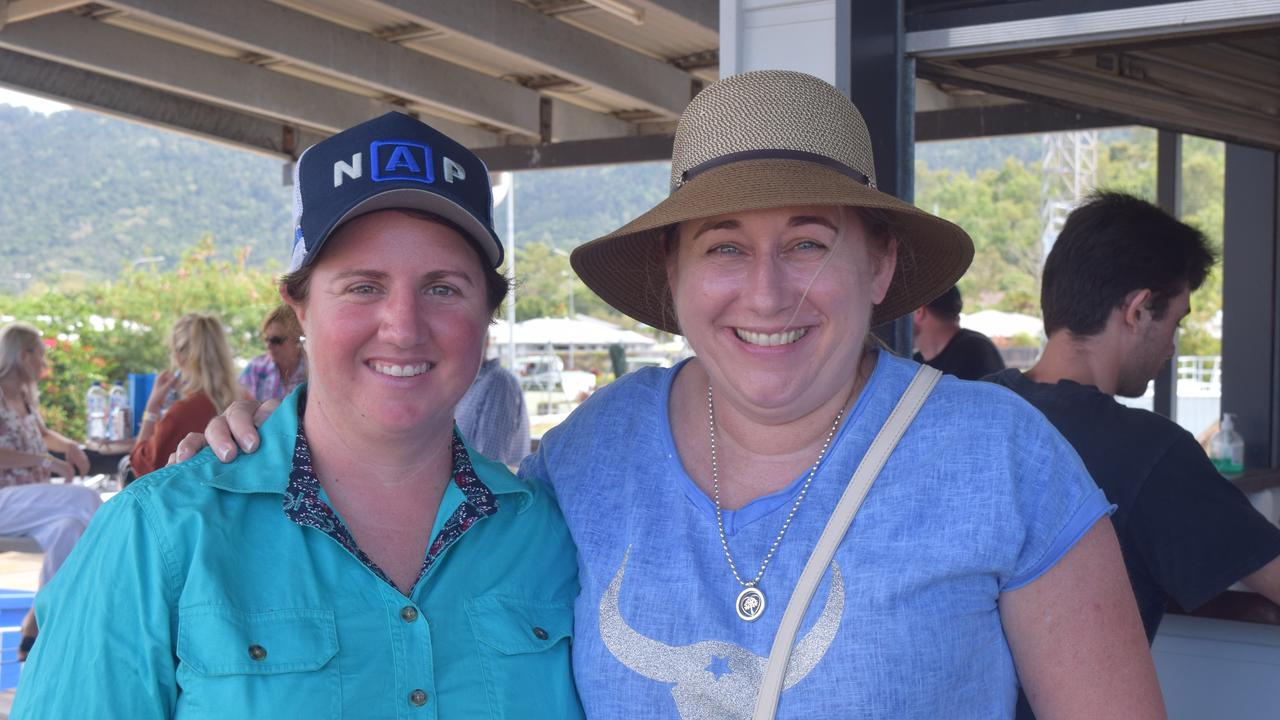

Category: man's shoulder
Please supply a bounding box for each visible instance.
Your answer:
[990,370,1191,489]
[955,328,999,348]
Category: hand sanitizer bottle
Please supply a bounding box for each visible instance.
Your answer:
[1209,413,1245,476]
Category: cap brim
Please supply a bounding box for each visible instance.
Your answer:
[570,159,974,334]
[324,187,503,268]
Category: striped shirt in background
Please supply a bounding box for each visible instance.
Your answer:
[456,359,531,467]
[238,353,308,402]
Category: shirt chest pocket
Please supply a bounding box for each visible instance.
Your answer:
[176,606,340,720]
[467,596,582,720]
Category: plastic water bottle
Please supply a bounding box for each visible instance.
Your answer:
[86,382,108,441]
[161,370,181,414]
[1210,413,1245,476]
[107,382,130,441]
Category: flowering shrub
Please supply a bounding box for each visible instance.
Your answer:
[1,237,281,438]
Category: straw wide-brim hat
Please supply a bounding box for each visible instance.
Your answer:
[570,70,974,335]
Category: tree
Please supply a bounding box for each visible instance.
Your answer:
[915,128,1225,358]
[0,237,280,437]
[508,242,624,324]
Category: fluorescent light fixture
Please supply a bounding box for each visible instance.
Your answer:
[581,0,644,25]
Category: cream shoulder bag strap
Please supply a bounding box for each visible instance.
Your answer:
[752,364,942,720]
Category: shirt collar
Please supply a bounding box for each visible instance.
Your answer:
[206,385,533,511]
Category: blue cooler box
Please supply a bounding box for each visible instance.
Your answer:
[128,372,157,437]
[0,588,34,689]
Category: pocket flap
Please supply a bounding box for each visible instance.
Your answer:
[178,606,338,676]
[466,596,573,655]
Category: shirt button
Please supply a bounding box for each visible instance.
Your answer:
[247,644,267,661]
[409,689,428,707]
[400,605,419,623]
[532,626,549,641]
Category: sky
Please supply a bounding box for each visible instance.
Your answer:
[0,87,70,114]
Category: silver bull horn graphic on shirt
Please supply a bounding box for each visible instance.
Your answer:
[599,548,844,719]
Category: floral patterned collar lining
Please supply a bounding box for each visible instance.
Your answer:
[282,400,499,593]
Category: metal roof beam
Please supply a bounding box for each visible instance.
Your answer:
[915,101,1123,141]
[0,12,501,146]
[475,133,674,171]
[639,0,717,34]
[1,0,83,25]
[0,13,391,133]
[359,0,696,118]
[906,0,1280,59]
[918,60,1280,150]
[96,0,547,137]
[0,48,323,159]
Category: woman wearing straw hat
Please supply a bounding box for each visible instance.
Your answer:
[189,72,1160,718]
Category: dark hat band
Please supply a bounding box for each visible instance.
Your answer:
[677,149,875,190]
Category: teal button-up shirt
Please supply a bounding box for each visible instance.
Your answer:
[14,389,582,719]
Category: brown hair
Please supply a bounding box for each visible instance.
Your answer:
[261,304,302,339]
[281,209,509,315]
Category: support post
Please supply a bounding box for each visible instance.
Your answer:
[1154,130,1181,419]
[1221,144,1280,469]
[848,0,914,356]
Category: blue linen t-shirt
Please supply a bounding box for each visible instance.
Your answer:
[522,351,1110,719]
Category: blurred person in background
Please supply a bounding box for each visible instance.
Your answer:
[456,337,531,467]
[0,322,102,660]
[129,312,241,478]
[912,285,1005,380]
[988,191,1280,720]
[239,304,307,402]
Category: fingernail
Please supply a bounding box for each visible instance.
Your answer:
[244,438,257,453]
[217,446,232,461]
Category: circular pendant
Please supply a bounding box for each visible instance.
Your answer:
[736,586,766,622]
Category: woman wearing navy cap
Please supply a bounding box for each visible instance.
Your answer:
[14,113,582,720]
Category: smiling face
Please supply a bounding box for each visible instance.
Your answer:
[286,210,490,439]
[667,205,896,422]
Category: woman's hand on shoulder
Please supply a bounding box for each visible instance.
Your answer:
[170,399,280,466]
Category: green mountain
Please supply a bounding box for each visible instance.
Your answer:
[0,105,293,287]
[5,103,1100,289]
[0,104,675,290]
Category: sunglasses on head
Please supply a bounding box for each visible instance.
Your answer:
[265,336,290,347]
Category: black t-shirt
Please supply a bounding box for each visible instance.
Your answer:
[989,370,1280,634]
[912,328,1005,381]
[990,370,1280,720]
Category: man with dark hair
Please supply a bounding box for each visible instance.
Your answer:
[912,285,1005,380]
[988,191,1280,719]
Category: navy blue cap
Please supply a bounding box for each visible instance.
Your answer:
[289,111,502,271]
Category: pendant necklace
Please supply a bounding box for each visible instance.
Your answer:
[707,385,844,622]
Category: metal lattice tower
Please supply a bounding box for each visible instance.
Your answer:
[1040,131,1099,260]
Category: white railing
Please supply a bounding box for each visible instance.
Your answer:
[1176,355,1222,387]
